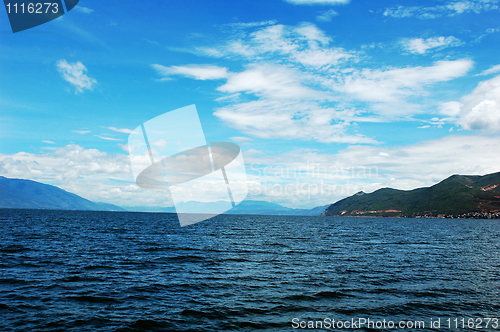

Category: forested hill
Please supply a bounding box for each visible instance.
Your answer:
[325,171,500,218]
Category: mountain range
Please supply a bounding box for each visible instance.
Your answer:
[0,176,326,215]
[324,171,500,218]
[0,176,124,211]
[4,171,500,218]
[123,200,328,216]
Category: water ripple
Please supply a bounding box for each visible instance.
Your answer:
[1,209,500,331]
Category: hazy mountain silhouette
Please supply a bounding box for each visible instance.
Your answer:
[0,176,124,211]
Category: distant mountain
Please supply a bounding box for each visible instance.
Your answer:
[120,205,176,213]
[324,171,500,218]
[226,200,328,216]
[0,176,125,211]
[124,200,328,216]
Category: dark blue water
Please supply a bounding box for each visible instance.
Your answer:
[1,209,500,331]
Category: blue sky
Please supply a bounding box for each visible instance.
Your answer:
[1,0,500,208]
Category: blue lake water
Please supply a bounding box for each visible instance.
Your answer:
[1,209,500,331]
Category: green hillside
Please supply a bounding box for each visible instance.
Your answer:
[325,172,500,218]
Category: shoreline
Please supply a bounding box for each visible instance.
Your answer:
[324,211,500,219]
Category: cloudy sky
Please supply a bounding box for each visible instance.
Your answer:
[1,0,500,209]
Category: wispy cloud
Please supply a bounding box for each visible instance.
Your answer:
[215,99,377,144]
[400,36,463,54]
[383,1,500,19]
[105,127,134,134]
[152,64,229,80]
[477,64,500,76]
[74,6,93,14]
[144,39,159,45]
[53,18,107,47]
[154,23,472,144]
[42,140,55,144]
[334,60,473,105]
[383,6,417,18]
[94,135,122,141]
[72,130,91,134]
[197,22,353,68]
[217,64,325,100]
[118,143,129,153]
[215,93,241,102]
[222,20,277,29]
[474,27,500,43]
[230,136,253,143]
[56,60,97,93]
[316,9,339,21]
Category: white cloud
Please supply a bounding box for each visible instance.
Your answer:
[2,136,499,209]
[383,6,417,18]
[316,9,339,21]
[215,99,376,144]
[118,143,129,153]
[151,64,228,80]
[230,136,253,143]
[486,27,500,33]
[144,39,159,45]
[243,135,500,207]
[459,100,500,130]
[250,23,351,67]
[74,6,93,14]
[383,1,500,19]
[400,36,463,54]
[155,23,472,143]
[222,20,277,29]
[106,126,133,134]
[446,1,486,14]
[478,64,500,76]
[151,139,168,150]
[56,60,97,93]
[72,130,91,134]
[42,140,55,144]
[440,101,461,116]
[216,58,471,132]
[342,134,500,183]
[0,145,144,206]
[198,23,353,69]
[335,60,473,106]
[284,0,350,4]
[94,135,122,141]
[215,93,241,102]
[217,64,324,99]
[418,13,442,19]
[0,145,235,209]
[473,27,500,43]
[191,23,471,105]
[440,74,500,131]
[458,75,500,131]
